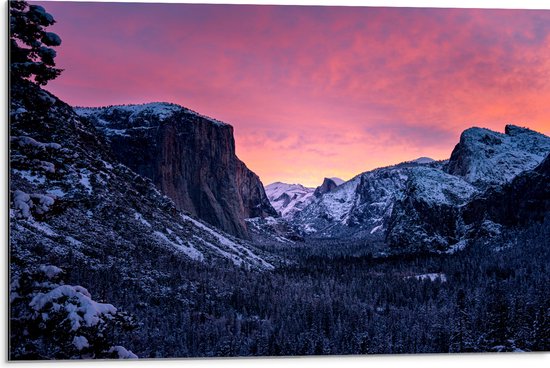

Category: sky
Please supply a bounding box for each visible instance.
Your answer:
[34,1,550,187]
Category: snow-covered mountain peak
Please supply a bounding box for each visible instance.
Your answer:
[407,166,478,206]
[446,125,550,187]
[265,182,315,218]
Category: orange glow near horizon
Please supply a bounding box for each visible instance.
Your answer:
[36,2,550,187]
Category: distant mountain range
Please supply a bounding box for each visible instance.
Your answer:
[265,125,550,254]
[265,177,344,219]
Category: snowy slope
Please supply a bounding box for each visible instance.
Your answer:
[292,126,550,252]
[265,177,346,220]
[293,162,465,239]
[265,182,315,218]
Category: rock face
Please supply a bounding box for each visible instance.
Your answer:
[462,153,550,232]
[292,128,550,253]
[314,177,341,197]
[265,177,344,219]
[385,167,478,253]
[445,125,550,187]
[294,160,446,240]
[76,104,277,239]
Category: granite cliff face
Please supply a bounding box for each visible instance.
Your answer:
[76,104,276,239]
[445,125,550,187]
[313,177,341,197]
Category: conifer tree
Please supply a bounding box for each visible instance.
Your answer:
[10,1,62,85]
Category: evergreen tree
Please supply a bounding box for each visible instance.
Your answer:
[10,0,62,85]
[10,265,138,359]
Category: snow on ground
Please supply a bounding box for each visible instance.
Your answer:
[79,170,93,194]
[406,273,447,282]
[11,136,62,151]
[46,188,66,198]
[370,224,384,234]
[134,212,151,228]
[181,214,273,270]
[445,240,468,254]
[153,230,204,262]
[13,169,46,185]
[108,346,138,359]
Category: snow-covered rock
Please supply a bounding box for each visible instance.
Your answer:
[265,182,315,219]
[293,125,549,253]
[294,163,415,239]
[446,125,550,188]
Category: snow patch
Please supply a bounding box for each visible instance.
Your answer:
[108,346,138,359]
[39,265,63,279]
[79,170,93,194]
[73,335,89,351]
[407,273,447,282]
[134,212,151,228]
[153,231,204,262]
[181,214,273,269]
[13,169,46,185]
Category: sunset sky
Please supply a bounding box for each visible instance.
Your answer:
[36,1,550,187]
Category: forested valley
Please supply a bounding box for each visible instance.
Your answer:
[46,218,550,357]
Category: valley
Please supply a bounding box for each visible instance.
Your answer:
[9,1,550,357]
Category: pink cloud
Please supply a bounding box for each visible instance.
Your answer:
[35,2,550,186]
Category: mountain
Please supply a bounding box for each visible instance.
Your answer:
[75,103,277,239]
[294,160,444,239]
[314,177,343,197]
[445,125,550,187]
[10,81,275,273]
[293,126,550,253]
[265,177,344,219]
[385,167,478,253]
[462,152,550,236]
[411,157,435,164]
[265,182,315,218]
